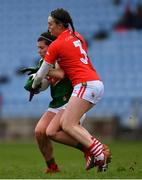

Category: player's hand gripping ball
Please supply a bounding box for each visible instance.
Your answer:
[24,74,50,93]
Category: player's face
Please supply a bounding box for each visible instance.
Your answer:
[37,40,48,58]
[48,16,62,37]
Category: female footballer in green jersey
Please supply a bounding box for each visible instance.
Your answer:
[26,32,86,173]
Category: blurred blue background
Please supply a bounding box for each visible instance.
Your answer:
[0,0,142,130]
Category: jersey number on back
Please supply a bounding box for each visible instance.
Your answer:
[73,40,88,64]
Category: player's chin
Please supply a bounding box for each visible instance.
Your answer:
[49,30,55,36]
[40,54,44,58]
[50,32,54,36]
[48,29,52,33]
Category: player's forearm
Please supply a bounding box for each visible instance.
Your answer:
[32,61,53,89]
[48,68,65,79]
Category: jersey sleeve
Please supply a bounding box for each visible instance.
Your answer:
[44,42,58,65]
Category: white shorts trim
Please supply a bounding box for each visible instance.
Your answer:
[46,103,68,114]
[46,103,86,124]
[72,80,104,104]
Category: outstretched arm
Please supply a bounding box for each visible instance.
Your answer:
[32,61,53,89]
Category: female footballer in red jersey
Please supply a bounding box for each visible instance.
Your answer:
[32,8,111,171]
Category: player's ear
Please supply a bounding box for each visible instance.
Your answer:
[58,23,64,29]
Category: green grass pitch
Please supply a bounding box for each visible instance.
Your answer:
[0,140,142,179]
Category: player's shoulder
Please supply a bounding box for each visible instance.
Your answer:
[75,31,85,42]
[48,38,60,51]
[75,31,82,37]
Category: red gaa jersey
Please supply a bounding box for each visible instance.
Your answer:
[44,29,100,86]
